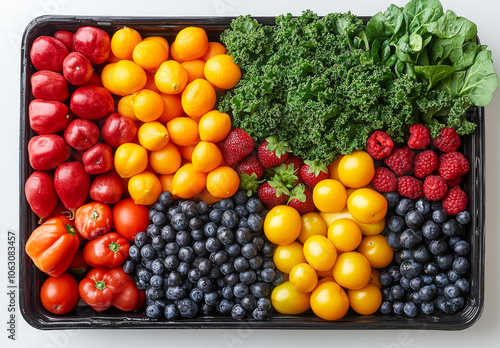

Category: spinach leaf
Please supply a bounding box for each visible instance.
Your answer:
[452,41,483,70]
[366,5,405,42]
[459,50,499,106]
[403,0,443,34]
[429,36,465,65]
[425,10,477,40]
[410,33,423,52]
[415,65,456,91]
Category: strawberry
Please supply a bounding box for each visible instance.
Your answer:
[257,137,290,168]
[237,151,264,179]
[218,128,255,165]
[257,179,290,209]
[299,160,329,189]
[271,163,301,188]
[287,184,315,214]
[283,154,303,171]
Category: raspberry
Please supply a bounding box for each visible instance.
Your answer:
[423,175,448,201]
[371,167,397,192]
[442,186,468,215]
[438,151,469,180]
[408,124,430,150]
[433,127,461,152]
[384,148,413,176]
[397,176,423,199]
[366,131,394,160]
[447,177,462,188]
[413,150,438,178]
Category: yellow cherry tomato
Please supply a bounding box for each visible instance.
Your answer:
[298,212,327,244]
[303,235,337,272]
[114,143,148,178]
[347,188,387,224]
[332,251,371,290]
[327,218,362,252]
[357,235,394,268]
[310,281,349,321]
[337,150,375,188]
[264,205,302,245]
[271,281,311,315]
[369,268,382,289]
[128,171,162,205]
[348,283,382,315]
[312,179,347,213]
[273,241,306,274]
[316,266,335,278]
[328,155,343,181]
[289,263,318,293]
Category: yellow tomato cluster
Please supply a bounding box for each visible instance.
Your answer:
[103,27,242,205]
[265,151,393,320]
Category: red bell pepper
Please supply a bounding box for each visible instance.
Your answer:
[79,267,145,312]
[83,232,130,268]
[25,215,80,277]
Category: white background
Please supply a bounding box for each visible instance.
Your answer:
[2,0,500,347]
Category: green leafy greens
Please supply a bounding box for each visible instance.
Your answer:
[218,1,498,166]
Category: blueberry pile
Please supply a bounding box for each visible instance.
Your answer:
[379,192,472,317]
[122,190,283,320]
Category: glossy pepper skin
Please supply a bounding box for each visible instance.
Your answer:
[83,232,130,268]
[25,215,80,277]
[79,267,145,312]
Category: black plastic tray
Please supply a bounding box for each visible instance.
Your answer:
[19,15,485,330]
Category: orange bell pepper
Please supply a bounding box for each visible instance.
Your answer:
[25,215,80,277]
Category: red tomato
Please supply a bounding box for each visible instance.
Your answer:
[40,273,80,315]
[68,247,90,278]
[75,202,112,240]
[112,198,149,241]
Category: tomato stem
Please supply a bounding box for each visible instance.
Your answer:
[90,209,99,221]
[108,241,120,254]
[95,280,106,290]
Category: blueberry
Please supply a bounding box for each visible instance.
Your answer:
[238,218,249,229]
[440,297,462,314]
[123,260,135,274]
[388,266,402,282]
[221,286,234,300]
[197,277,213,293]
[177,262,190,275]
[152,212,167,226]
[434,273,449,288]
[165,242,180,256]
[421,275,433,285]
[432,209,448,224]
[191,241,206,257]
[151,258,165,275]
[167,271,183,287]
[146,288,164,301]
[400,276,411,290]
[456,211,471,225]
[171,213,189,231]
[390,284,405,300]
[412,244,432,263]
[379,301,393,314]
[383,192,400,210]
[436,252,454,270]
[233,190,249,204]
[260,268,276,283]
[235,204,249,219]
[205,237,221,253]
[154,202,167,214]
[250,282,271,298]
[149,274,163,289]
[233,282,249,298]
[234,257,249,273]
[249,256,263,270]
[395,248,412,264]
[148,208,158,221]
[418,285,434,301]
[177,298,199,318]
[134,232,149,248]
[128,244,140,261]
[423,261,440,276]
[137,267,152,282]
[454,240,470,256]
[409,291,423,305]
[161,225,176,242]
[240,270,257,285]
[241,243,258,259]
[225,243,241,258]
[260,242,275,258]
[225,273,240,287]
[217,227,235,246]
[141,244,156,260]
[400,259,422,279]
[248,213,264,232]
[187,268,202,283]
[392,301,405,315]
[231,304,246,320]
[443,284,460,299]
[142,258,153,270]
[182,201,199,218]
[246,198,263,214]
[220,198,235,211]
[272,271,285,286]
[455,278,470,294]
[136,279,147,290]
[158,191,173,207]
[415,198,431,215]
[252,236,265,251]
[187,217,202,230]
[165,286,186,301]
[235,227,253,245]
[200,303,214,316]
[405,210,424,229]
[428,238,448,256]
[387,215,405,233]
[189,288,204,303]
[146,304,162,319]
[447,270,460,283]
[422,220,440,240]
[152,235,166,251]
[452,257,470,274]
[176,230,192,246]
[167,206,182,220]
[410,277,423,291]
[421,301,434,315]
[164,303,179,320]
[257,297,272,311]
[204,291,219,306]
[442,219,461,238]
[220,262,235,276]
[218,299,234,315]
[209,209,223,224]
[399,229,419,249]
[240,294,257,311]
[403,302,418,317]
[378,272,393,287]
[396,198,415,216]
[213,250,229,266]
[209,265,223,280]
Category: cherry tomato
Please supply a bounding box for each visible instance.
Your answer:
[369,268,382,289]
[271,281,311,315]
[357,235,394,268]
[264,205,301,245]
[332,251,371,290]
[112,198,149,241]
[298,212,326,244]
[289,263,318,293]
[75,202,112,240]
[347,188,387,224]
[310,281,349,320]
[327,218,362,252]
[40,273,80,315]
[312,179,347,213]
[348,283,382,315]
[316,266,335,278]
[337,150,375,188]
[327,155,343,181]
[273,241,306,274]
[303,235,337,271]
